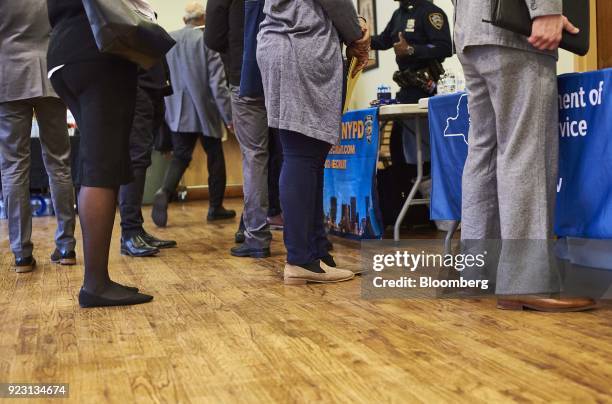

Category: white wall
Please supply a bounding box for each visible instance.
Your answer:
[150,0,576,108]
[149,0,203,32]
[351,0,577,109]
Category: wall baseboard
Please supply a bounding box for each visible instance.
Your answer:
[183,185,244,201]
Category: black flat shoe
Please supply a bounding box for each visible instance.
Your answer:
[110,280,139,293]
[207,207,236,221]
[121,235,159,257]
[78,288,153,308]
[15,256,36,273]
[50,249,77,266]
[230,244,271,258]
[151,190,170,228]
[140,230,177,249]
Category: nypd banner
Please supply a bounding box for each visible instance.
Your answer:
[555,69,612,238]
[323,108,384,239]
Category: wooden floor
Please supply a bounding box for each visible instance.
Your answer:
[1,199,611,403]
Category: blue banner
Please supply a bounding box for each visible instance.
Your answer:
[555,69,612,238]
[323,108,384,239]
[429,92,469,221]
[428,70,612,239]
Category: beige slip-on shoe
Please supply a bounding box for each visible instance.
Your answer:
[284,261,355,285]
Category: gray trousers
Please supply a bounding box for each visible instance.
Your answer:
[230,86,272,248]
[0,97,76,258]
[458,46,560,295]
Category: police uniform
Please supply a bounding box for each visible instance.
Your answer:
[371,0,452,167]
[372,0,452,103]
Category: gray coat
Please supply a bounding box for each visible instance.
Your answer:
[453,0,562,58]
[0,0,57,103]
[257,0,362,145]
[165,26,232,138]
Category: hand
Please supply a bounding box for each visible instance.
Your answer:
[226,123,234,135]
[347,45,369,77]
[347,19,371,78]
[393,32,412,58]
[352,19,371,54]
[528,15,579,51]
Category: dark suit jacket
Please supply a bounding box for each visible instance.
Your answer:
[205,0,244,87]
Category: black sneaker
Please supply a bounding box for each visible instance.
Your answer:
[121,234,159,257]
[207,207,236,221]
[139,230,177,249]
[230,244,271,258]
[15,256,36,273]
[50,249,77,266]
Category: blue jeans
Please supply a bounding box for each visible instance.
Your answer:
[279,130,332,265]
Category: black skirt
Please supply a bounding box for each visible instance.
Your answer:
[50,59,138,188]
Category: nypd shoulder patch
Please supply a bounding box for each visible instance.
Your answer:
[429,13,445,30]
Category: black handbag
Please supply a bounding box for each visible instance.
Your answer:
[81,0,176,69]
[489,0,590,56]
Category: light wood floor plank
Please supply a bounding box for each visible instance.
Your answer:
[0,199,610,403]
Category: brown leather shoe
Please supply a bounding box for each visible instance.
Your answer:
[497,296,597,312]
[284,262,355,285]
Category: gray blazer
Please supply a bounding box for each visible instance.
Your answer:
[257,0,362,145]
[454,0,562,58]
[0,0,58,103]
[165,26,232,138]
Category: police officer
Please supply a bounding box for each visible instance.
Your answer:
[372,0,452,166]
[372,0,452,103]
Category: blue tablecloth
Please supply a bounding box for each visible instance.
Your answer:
[429,69,612,240]
[429,92,469,221]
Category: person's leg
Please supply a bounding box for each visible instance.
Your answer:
[312,152,334,262]
[33,97,77,263]
[279,130,355,284]
[201,135,235,220]
[51,62,152,307]
[164,132,198,193]
[267,128,283,219]
[0,100,36,270]
[119,86,154,239]
[151,132,198,227]
[229,86,271,256]
[457,47,501,241]
[482,47,561,296]
[118,86,175,254]
[279,131,331,266]
[456,47,501,289]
